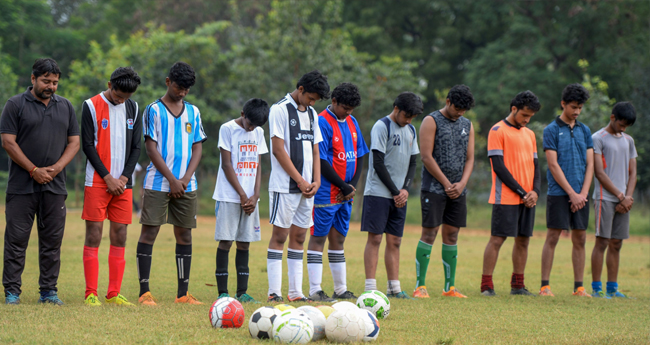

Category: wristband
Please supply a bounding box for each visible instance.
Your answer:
[29,166,38,178]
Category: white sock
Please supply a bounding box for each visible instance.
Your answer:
[267,249,283,296]
[387,280,401,294]
[328,250,347,295]
[365,279,377,291]
[307,250,323,296]
[287,248,304,299]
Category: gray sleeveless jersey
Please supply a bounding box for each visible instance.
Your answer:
[421,110,471,195]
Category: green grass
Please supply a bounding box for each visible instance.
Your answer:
[0,207,648,344]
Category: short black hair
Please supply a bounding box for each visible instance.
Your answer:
[611,102,636,126]
[297,70,330,100]
[32,58,61,79]
[110,67,141,93]
[393,92,423,117]
[510,90,541,112]
[331,82,361,108]
[243,98,269,127]
[168,62,196,89]
[447,84,474,110]
[561,83,590,106]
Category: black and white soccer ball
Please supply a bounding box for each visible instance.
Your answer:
[249,306,281,339]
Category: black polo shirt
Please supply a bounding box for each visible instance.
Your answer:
[0,87,80,195]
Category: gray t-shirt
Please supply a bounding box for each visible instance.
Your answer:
[592,128,637,202]
[364,116,420,199]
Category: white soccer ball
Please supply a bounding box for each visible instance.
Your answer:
[298,306,326,341]
[332,301,358,312]
[325,309,365,343]
[357,309,380,342]
[249,306,281,339]
[356,290,390,319]
[272,309,314,343]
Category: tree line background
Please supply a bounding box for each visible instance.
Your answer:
[0,0,648,221]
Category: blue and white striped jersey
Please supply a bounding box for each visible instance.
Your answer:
[142,99,207,192]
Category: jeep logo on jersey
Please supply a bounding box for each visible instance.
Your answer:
[290,119,297,127]
[185,122,192,133]
[337,151,357,162]
[294,132,314,141]
[101,118,108,130]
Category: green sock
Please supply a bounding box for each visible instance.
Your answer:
[442,243,457,292]
[415,240,433,289]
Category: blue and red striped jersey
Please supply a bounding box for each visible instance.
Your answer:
[315,107,369,205]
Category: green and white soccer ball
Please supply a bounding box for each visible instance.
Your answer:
[271,309,314,343]
[356,290,390,319]
[325,309,366,343]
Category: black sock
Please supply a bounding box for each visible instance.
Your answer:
[574,281,583,291]
[542,280,549,288]
[136,242,153,297]
[176,244,192,298]
[236,249,250,297]
[215,248,229,295]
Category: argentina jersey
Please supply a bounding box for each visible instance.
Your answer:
[142,99,207,192]
[315,107,369,205]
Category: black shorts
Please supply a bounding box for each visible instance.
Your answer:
[361,195,407,237]
[421,192,467,228]
[491,204,535,237]
[546,195,589,230]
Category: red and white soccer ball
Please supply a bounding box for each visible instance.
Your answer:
[209,297,245,328]
[325,309,366,343]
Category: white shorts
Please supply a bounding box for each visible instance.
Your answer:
[269,192,314,229]
[214,201,261,242]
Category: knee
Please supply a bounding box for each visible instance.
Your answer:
[140,226,159,243]
[291,232,306,245]
[545,233,560,247]
[609,240,623,251]
[270,232,288,247]
[235,241,249,251]
[488,237,506,250]
[219,241,233,251]
[367,234,382,247]
[387,236,402,249]
[420,228,438,244]
[594,238,609,251]
[572,233,586,248]
[176,229,192,245]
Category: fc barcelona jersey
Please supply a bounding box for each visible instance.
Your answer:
[315,107,369,205]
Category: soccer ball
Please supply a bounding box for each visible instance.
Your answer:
[357,309,380,342]
[332,301,358,312]
[325,309,365,343]
[298,306,326,341]
[275,304,296,312]
[249,306,281,339]
[272,310,314,343]
[209,297,245,328]
[316,305,335,319]
[356,290,390,319]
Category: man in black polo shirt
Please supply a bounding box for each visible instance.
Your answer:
[0,58,80,305]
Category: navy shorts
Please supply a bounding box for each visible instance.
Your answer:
[361,195,407,237]
[421,192,467,228]
[311,202,352,237]
[546,195,589,230]
[491,204,535,237]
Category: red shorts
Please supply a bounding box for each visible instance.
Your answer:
[82,186,133,224]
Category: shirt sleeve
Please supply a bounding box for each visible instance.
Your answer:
[257,128,269,155]
[370,121,388,153]
[542,124,557,151]
[531,130,538,158]
[353,118,369,157]
[66,100,80,136]
[628,136,638,159]
[193,106,207,144]
[217,124,232,152]
[410,125,420,155]
[583,124,593,149]
[269,104,286,140]
[592,133,603,155]
[317,116,332,160]
[313,112,323,145]
[0,98,20,134]
[143,104,158,142]
[487,124,505,157]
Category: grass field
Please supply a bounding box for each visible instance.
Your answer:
[0,208,648,344]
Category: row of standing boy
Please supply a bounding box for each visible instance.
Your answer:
[0,58,637,306]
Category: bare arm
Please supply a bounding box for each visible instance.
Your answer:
[618,158,637,213]
[145,138,185,198]
[271,136,309,193]
[303,144,320,198]
[47,135,80,178]
[419,116,452,189]
[181,142,202,187]
[241,161,263,214]
[594,153,625,202]
[449,122,475,199]
[1,133,52,184]
[546,149,588,212]
[220,149,248,204]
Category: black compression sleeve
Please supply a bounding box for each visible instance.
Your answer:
[402,154,417,190]
[320,159,353,195]
[81,102,110,178]
[373,150,400,196]
[533,158,541,195]
[350,155,364,188]
[490,155,527,198]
